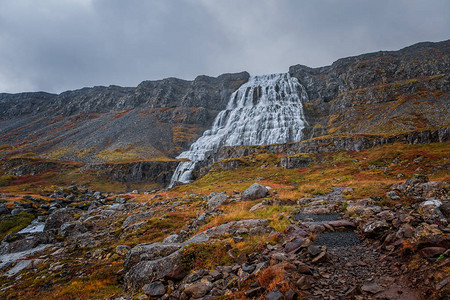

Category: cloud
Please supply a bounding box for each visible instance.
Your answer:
[0,0,448,93]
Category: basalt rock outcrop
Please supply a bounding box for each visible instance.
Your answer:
[197,127,450,174]
[84,160,179,186]
[0,72,250,162]
[290,40,450,138]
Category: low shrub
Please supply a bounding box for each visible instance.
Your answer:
[0,212,35,240]
[0,175,17,187]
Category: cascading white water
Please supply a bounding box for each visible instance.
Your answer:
[169,73,308,187]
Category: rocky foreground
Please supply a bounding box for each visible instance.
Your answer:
[0,173,448,299]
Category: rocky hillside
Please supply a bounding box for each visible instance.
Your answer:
[291,40,450,138]
[0,73,249,162]
[1,40,449,163]
[0,138,448,299]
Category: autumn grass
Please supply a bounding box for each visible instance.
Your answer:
[0,212,35,240]
[180,241,235,271]
[170,141,449,204]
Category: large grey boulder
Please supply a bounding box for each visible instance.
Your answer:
[122,219,271,292]
[124,251,181,292]
[44,208,81,232]
[206,192,229,209]
[124,242,183,270]
[242,183,269,200]
[122,211,154,229]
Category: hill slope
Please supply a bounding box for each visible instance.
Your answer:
[0,40,449,164]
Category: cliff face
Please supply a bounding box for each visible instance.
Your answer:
[290,40,450,138]
[0,72,249,161]
[0,40,449,164]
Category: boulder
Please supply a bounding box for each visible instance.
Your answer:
[0,204,10,216]
[206,192,229,209]
[361,282,384,294]
[44,208,80,232]
[163,265,189,281]
[242,183,269,200]
[266,289,283,300]
[184,281,212,298]
[386,190,401,200]
[249,202,267,212]
[122,211,154,228]
[143,281,166,297]
[419,247,446,258]
[163,234,182,243]
[284,238,305,253]
[363,219,390,237]
[124,242,183,270]
[124,251,180,292]
[296,275,314,290]
[297,262,312,275]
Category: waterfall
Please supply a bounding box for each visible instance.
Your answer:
[169,73,308,187]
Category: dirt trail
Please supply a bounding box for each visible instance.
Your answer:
[294,187,423,299]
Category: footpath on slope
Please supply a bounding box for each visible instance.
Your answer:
[293,187,422,300]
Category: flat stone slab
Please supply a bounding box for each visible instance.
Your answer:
[294,213,341,222]
[315,231,362,248]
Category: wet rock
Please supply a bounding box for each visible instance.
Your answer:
[184,281,212,298]
[284,238,304,253]
[11,208,24,216]
[296,275,314,290]
[419,247,446,258]
[284,289,297,300]
[328,220,355,228]
[436,276,450,290]
[1,233,48,254]
[93,191,103,199]
[420,199,442,207]
[363,219,390,237]
[163,265,188,281]
[73,232,102,248]
[245,287,265,297]
[413,223,444,244]
[242,183,269,200]
[0,204,10,215]
[143,281,166,297]
[361,282,384,294]
[252,261,268,274]
[311,251,329,263]
[242,263,255,273]
[124,251,180,292]
[297,262,312,274]
[209,269,223,281]
[271,252,289,262]
[386,190,401,200]
[59,221,88,237]
[439,201,450,219]
[307,245,322,256]
[44,208,80,231]
[124,242,182,270]
[185,219,269,244]
[249,225,272,235]
[407,174,429,185]
[266,289,283,300]
[396,223,415,239]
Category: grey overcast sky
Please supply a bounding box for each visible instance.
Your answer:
[0,0,449,93]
